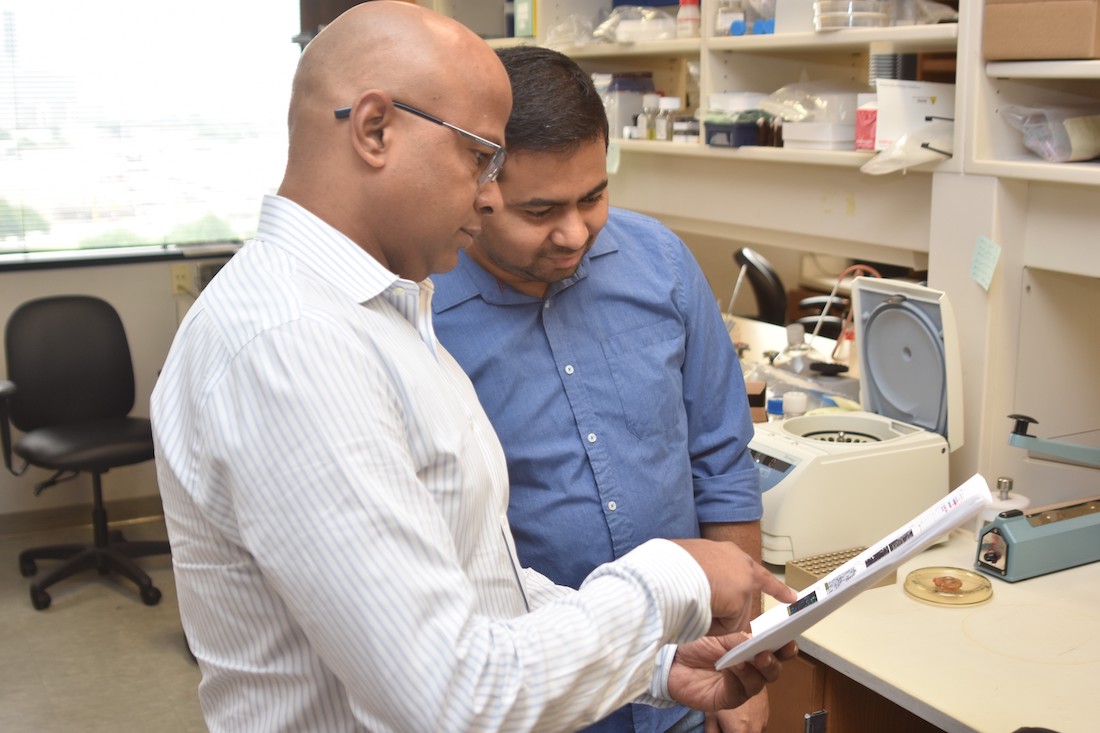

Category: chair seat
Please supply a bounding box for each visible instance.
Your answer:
[14,417,154,473]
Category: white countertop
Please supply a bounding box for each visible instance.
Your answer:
[793,529,1100,733]
[726,315,838,367]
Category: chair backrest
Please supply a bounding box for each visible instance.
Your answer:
[733,247,787,326]
[795,314,845,341]
[4,296,136,433]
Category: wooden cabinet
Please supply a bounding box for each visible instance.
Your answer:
[769,652,944,733]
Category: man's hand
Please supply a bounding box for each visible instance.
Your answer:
[668,632,797,712]
[706,688,769,733]
[671,539,795,635]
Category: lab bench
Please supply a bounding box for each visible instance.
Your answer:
[766,529,1099,733]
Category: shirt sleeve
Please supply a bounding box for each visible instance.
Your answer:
[671,236,763,524]
[196,315,712,733]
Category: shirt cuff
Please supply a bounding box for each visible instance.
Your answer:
[640,643,679,705]
[586,538,711,643]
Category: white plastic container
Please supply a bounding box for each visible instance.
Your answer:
[782,122,856,150]
[814,0,892,31]
[974,477,1030,537]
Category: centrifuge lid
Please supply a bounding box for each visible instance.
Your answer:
[851,277,964,450]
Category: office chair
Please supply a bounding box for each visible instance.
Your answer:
[732,247,788,326]
[794,294,850,340]
[731,248,852,337]
[0,295,170,610]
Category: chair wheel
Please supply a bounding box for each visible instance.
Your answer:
[30,585,51,611]
[19,557,37,577]
[141,586,162,606]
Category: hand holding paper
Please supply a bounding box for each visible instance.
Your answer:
[716,474,993,670]
[671,539,797,636]
[668,632,798,713]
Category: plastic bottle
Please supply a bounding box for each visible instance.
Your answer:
[714,0,746,36]
[655,96,682,141]
[782,391,808,419]
[772,323,828,377]
[639,93,661,140]
[677,0,701,38]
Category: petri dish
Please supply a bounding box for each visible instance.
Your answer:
[904,566,993,607]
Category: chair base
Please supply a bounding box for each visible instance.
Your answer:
[19,534,170,610]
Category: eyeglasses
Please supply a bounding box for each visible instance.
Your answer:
[334,100,507,186]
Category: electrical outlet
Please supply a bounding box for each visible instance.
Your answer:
[171,263,194,295]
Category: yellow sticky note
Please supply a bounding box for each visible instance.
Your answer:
[970,236,1001,291]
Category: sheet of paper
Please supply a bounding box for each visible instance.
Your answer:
[716,474,993,670]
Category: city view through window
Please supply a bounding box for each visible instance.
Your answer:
[0,1,300,255]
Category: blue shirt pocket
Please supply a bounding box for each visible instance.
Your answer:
[601,321,685,439]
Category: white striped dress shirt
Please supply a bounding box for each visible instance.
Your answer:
[151,194,712,732]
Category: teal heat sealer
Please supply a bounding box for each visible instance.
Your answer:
[976,496,1100,582]
[1005,414,1100,468]
[974,415,1100,582]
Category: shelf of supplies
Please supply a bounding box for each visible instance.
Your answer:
[615,139,876,168]
[986,60,1100,80]
[485,36,537,50]
[706,23,958,54]
[560,38,702,59]
[486,24,958,59]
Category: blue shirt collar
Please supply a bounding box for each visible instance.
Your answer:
[432,228,620,313]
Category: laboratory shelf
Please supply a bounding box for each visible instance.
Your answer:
[615,139,958,174]
[967,158,1100,187]
[986,59,1100,80]
[617,139,872,167]
[562,38,701,59]
[706,23,958,54]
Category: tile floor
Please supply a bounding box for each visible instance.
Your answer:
[0,516,205,732]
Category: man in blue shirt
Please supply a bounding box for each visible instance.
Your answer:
[433,47,767,733]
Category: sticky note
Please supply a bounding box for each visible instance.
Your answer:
[970,236,1001,291]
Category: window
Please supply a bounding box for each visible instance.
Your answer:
[0,0,300,256]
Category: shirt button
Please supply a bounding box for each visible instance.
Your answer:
[564,365,574,375]
[587,433,597,443]
[607,500,618,511]
[544,300,551,309]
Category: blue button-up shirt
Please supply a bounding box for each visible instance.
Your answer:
[433,208,761,733]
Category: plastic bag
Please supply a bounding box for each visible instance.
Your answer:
[860,120,953,175]
[1000,105,1100,163]
[759,77,868,123]
[544,15,596,48]
[592,6,676,43]
[894,0,959,25]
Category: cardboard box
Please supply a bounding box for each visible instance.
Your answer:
[745,381,768,424]
[984,0,1100,60]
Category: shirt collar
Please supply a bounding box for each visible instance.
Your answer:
[432,225,620,313]
[256,194,439,354]
[256,193,413,305]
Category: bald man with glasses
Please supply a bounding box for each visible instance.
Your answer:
[151,3,795,731]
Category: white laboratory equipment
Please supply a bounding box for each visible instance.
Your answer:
[749,277,964,565]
